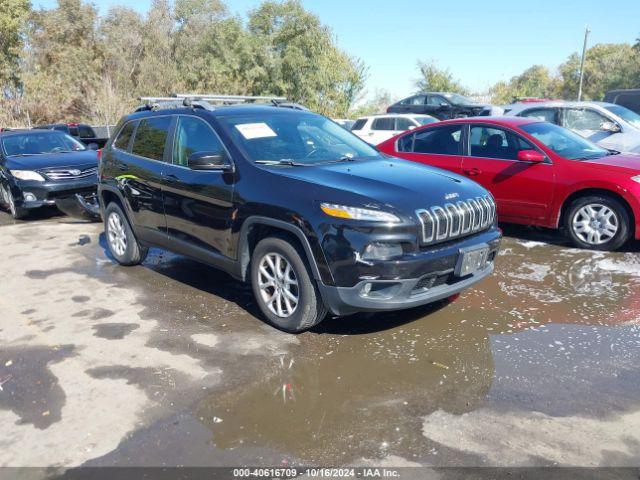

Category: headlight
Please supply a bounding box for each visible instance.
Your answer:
[632,175,640,184]
[10,170,45,182]
[320,203,400,223]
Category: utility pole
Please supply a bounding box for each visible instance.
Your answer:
[577,25,590,101]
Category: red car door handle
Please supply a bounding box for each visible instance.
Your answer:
[464,168,481,176]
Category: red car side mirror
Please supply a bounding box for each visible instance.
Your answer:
[517,149,546,163]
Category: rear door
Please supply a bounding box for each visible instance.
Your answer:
[461,124,555,223]
[369,117,397,144]
[395,123,464,174]
[161,115,235,256]
[518,107,560,125]
[115,116,172,240]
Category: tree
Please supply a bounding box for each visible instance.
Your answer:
[0,0,30,91]
[349,88,396,117]
[415,60,468,94]
[248,0,366,116]
[489,65,560,104]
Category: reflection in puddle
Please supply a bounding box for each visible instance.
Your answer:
[193,238,640,465]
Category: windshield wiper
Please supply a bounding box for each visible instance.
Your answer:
[255,159,307,166]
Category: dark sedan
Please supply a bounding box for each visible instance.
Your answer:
[0,129,98,219]
[387,92,493,120]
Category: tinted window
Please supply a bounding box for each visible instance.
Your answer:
[395,118,414,130]
[427,95,449,106]
[469,126,535,160]
[173,116,225,167]
[521,108,557,124]
[372,118,396,131]
[78,125,94,138]
[401,95,426,105]
[351,118,367,131]
[564,109,607,131]
[114,122,136,151]
[132,117,172,161]
[398,125,462,155]
[2,132,86,156]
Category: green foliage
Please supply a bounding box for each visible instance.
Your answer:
[414,60,469,95]
[489,65,560,104]
[1,0,366,125]
[349,88,396,118]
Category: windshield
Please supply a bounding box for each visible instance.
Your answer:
[2,131,86,156]
[415,116,438,126]
[521,122,609,160]
[604,104,640,129]
[219,111,380,165]
[443,93,475,105]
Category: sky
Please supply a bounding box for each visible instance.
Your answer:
[34,0,640,101]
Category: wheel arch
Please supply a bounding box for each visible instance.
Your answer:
[237,216,327,284]
[559,188,635,237]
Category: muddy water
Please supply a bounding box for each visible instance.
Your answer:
[192,232,640,466]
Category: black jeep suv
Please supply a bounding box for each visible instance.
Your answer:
[98,97,501,332]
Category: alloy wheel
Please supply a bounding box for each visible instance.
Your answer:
[258,252,299,318]
[107,211,128,256]
[571,203,619,246]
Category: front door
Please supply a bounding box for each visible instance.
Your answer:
[461,125,555,223]
[562,107,621,149]
[161,115,235,256]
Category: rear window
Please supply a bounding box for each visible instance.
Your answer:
[371,118,395,131]
[131,117,172,161]
[114,121,136,151]
[351,118,367,131]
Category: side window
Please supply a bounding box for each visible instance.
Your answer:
[351,118,367,131]
[132,116,172,161]
[469,126,535,160]
[521,108,557,124]
[400,95,425,105]
[173,116,225,167]
[371,118,395,131]
[404,125,462,155]
[427,95,449,106]
[78,125,95,138]
[395,118,414,130]
[564,109,608,131]
[113,121,136,151]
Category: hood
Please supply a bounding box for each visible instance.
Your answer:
[272,157,490,213]
[582,153,640,175]
[6,150,98,171]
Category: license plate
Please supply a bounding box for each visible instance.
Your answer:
[456,245,489,277]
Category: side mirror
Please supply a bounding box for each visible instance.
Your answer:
[601,121,621,133]
[408,125,417,130]
[187,151,232,171]
[517,149,546,163]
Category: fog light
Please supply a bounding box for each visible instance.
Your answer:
[362,283,372,295]
[362,242,403,261]
[23,192,37,202]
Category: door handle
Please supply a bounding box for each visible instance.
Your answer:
[163,173,179,183]
[464,168,481,176]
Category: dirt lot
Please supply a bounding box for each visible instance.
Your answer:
[1,208,640,471]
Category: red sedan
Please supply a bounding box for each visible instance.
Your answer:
[377,117,640,250]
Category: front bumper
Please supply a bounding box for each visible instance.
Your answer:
[318,228,501,316]
[14,177,97,209]
[319,262,494,316]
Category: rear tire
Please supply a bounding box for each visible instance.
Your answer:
[251,236,328,332]
[564,195,630,251]
[104,202,148,265]
[1,184,27,220]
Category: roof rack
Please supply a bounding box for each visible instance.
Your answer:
[135,93,308,113]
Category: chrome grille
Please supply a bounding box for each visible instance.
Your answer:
[416,195,496,245]
[41,166,98,181]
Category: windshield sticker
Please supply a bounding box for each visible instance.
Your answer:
[235,123,277,140]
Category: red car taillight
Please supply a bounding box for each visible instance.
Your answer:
[96,149,103,161]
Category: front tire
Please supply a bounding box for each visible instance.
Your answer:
[104,202,148,265]
[251,236,328,332]
[1,184,27,219]
[564,195,630,251]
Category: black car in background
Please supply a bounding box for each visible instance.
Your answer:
[0,130,98,219]
[387,92,493,120]
[604,89,640,115]
[98,97,500,332]
[35,123,109,149]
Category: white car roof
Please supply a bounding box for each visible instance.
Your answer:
[506,101,617,114]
